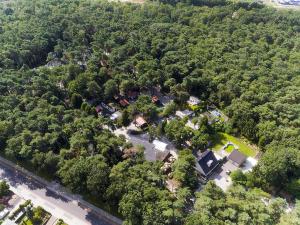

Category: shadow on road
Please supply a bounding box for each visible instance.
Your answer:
[85,211,113,225]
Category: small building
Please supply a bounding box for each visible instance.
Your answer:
[153,139,171,161]
[101,102,115,113]
[152,96,160,105]
[227,149,247,167]
[127,90,139,101]
[153,139,168,152]
[134,116,148,129]
[110,111,122,121]
[196,150,220,178]
[2,220,17,225]
[187,96,201,106]
[0,208,9,220]
[95,105,103,114]
[119,99,130,107]
[210,110,221,118]
[175,110,194,119]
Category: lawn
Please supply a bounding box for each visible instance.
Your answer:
[211,132,256,157]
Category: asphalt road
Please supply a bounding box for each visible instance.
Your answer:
[0,159,120,225]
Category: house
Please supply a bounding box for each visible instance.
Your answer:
[196,150,220,178]
[175,110,194,119]
[227,149,247,167]
[134,116,148,129]
[187,96,201,106]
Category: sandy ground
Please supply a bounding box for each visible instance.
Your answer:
[261,0,300,9]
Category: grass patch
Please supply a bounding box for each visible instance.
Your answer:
[224,144,235,152]
[211,132,256,157]
[56,219,68,225]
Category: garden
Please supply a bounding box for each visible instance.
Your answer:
[211,132,256,157]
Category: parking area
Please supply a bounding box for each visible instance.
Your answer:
[113,123,177,161]
[210,161,236,191]
[209,156,258,191]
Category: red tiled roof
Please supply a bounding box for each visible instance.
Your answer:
[119,99,129,107]
[95,105,103,113]
[152,95,159,103]
[135,116,147,127]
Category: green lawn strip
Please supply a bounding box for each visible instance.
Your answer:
[211,132,256,157]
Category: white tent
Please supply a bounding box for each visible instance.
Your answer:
[153,140,168,152]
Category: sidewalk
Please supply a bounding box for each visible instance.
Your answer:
[45,215,58,225]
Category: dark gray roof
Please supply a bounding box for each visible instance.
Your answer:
[228,149,247,167]
[197,150,219,176]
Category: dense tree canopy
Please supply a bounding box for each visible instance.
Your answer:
[186,182,287,225]
[0,0,299,224]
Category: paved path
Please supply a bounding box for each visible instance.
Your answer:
[0,157,122,225]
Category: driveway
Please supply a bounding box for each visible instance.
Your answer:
[0,157,121,225]
[128,133,157,161]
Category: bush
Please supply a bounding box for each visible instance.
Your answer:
[285,178,300,199]
[0,181,10,198]
[230,169,247,186]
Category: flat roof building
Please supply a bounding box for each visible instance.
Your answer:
[227,149,247,167]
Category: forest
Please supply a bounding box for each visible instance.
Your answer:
[0,0,299,224]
